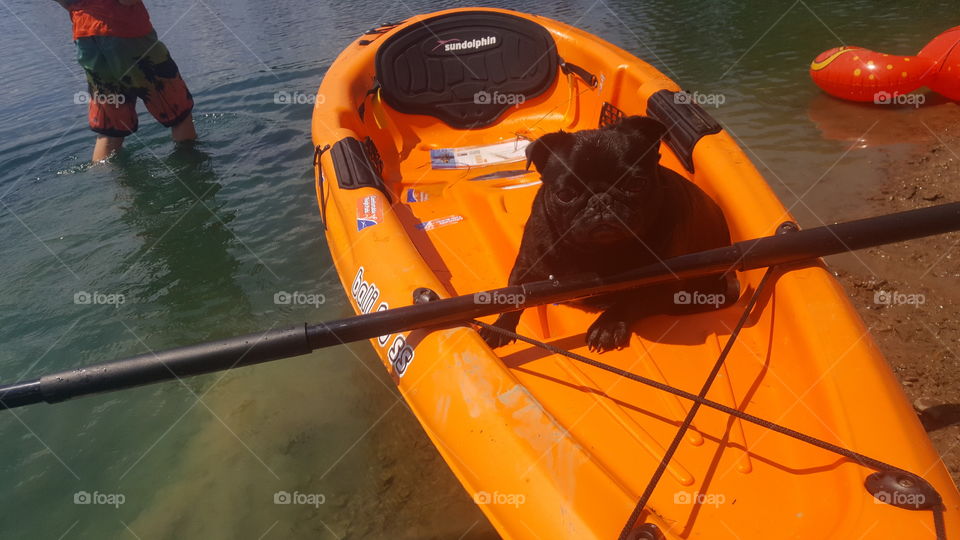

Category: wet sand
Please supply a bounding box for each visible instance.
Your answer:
[822,99,960,485]
[121,345,497,539]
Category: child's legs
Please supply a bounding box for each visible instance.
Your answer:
[77,36,138,160]
[86,91,137,160]
[93,136,124,161]
[132,38,196,140]
[171,114,196,142]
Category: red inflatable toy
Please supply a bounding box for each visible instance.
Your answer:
[810,26,960,102]
[918,26,960,100]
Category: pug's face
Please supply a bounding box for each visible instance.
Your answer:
[525,116,668,248]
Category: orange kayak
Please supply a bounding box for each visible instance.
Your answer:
[311,8,960,539]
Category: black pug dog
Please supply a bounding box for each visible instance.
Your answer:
[479,115,738,352]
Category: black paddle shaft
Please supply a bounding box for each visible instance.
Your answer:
[2,202,959,410]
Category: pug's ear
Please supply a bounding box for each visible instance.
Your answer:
[611,115,667,141]
[525,131,575,172]
[613,116,666,164]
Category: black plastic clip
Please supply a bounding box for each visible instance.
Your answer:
[560,61,598,87]
[624,523,664,540]
[865,471,942,511]
[777,221,800,235]
[413,288,440,304]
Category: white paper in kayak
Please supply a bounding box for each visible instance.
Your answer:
[430,138,530,169]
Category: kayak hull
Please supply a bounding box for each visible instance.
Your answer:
[312,8,960,539]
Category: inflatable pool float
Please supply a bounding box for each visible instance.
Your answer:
[810,26,960,102]
[311,8,960,539]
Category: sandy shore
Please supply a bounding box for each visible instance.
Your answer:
[827,101,960,485]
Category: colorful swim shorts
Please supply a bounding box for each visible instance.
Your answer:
[76,31,194,137]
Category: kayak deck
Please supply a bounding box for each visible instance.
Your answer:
[385,129,894,536]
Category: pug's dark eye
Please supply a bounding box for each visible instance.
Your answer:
[554,188,578,203]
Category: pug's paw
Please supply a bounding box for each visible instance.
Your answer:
[586,311,632,352]
[479,313,521,349]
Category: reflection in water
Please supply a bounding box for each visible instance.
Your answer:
[114,143,253,335]
[808,92,960,147]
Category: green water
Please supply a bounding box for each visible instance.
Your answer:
[0,1,955,538]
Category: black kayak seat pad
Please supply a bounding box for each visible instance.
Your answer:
[374,11,560,129]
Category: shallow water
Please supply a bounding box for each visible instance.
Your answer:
[0,0,957,538]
